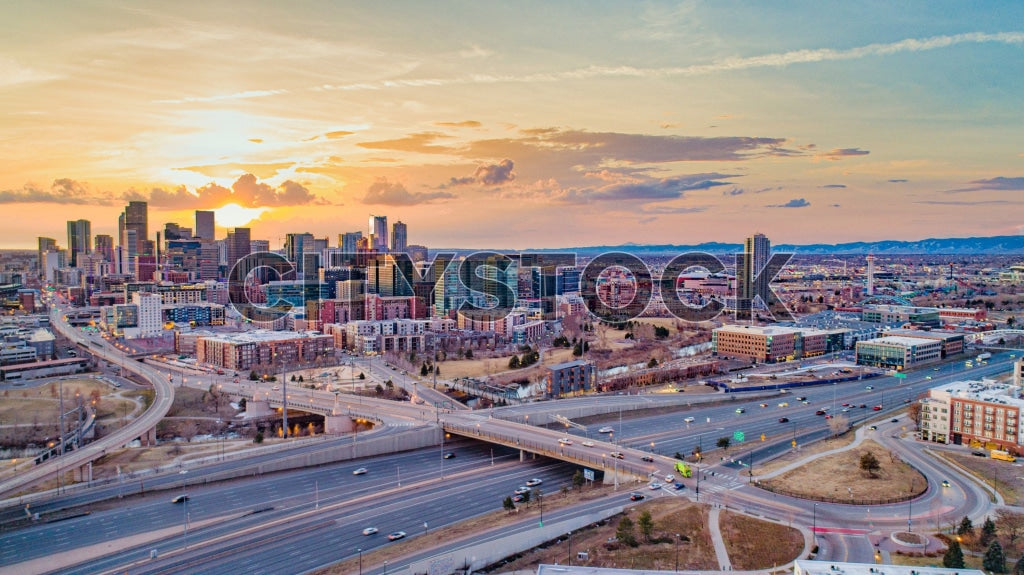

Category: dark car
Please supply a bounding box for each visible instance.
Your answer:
[443,452,456,459]
[641,455,655,462]
[859,404,867,408]
[778,417,790,423]
[171,495,190,504]
[673,482,686,490]
[891,418,899,423]
[972,451,987,457]
[629,492,645,501]
[815,410,827,415]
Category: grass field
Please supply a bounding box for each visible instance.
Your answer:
[720,511,805,570]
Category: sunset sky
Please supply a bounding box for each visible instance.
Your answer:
[3,2,1024,250]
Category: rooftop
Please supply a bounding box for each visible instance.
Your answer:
[861,336,941,347]
[197,330,328,344]
[795,560,984,575]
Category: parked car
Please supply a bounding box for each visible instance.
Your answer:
[387,531,407,541]
[649,482,663,490]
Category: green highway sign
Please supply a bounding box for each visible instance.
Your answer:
[733,431,745,443]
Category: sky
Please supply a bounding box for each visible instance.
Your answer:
[3,1,1024,250]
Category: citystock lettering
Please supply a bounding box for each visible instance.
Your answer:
[227,249,794,326]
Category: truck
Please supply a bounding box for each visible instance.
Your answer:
[977,352,992,362]
[674,461,693,478]
[991,449,1016,462]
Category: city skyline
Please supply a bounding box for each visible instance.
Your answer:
[3,2,1024,249]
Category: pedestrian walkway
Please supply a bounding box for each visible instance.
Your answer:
[752,423,872,481]
[700,475,746,495]
[707,506,731,570]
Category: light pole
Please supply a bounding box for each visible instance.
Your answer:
[357,548,362,575]
[179,470,189,549]
[441,426,446,479]
[812,503,818,541]
[907,487,913,532]
[675,533,681,572]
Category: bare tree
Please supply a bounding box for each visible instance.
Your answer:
[828,414,850,437]
[179,420,199,443]
[996,508,1024,547]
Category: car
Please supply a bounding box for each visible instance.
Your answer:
[664,474,674,482]
[683,417,695,423]
[824,414,833,419]
[841,408,850,412]
[941,480,951,488]
[558,437,573,445]
[868,425,877,430]
[610,451,625,459]
[972,451,987,457]
[735,408,746,414]
[779,417,790,423]
[599,426,614,433]
[778,402,789,407]
[582,440,595,447]
[362,527,379,536]
[925,376,932,380]
[171,494,190,504]
[271,385,280,391]
[815,410,827,415]
[841,402,851,407]
[443,452,456,459]
[801,400,810,405]
[641,455,654,462]
[352,467,369,475]
[387,531,406,541]
[865,385,874,390]
[673,482,686,490]
[795,397,807,401]
[759,403,768,407]
[526,478,543,486]
[514,485,532,495]
[649,482,663,490]
[935,367,941,370]
[873,405,882,411]
[903,399,911,404]
[629,492,645,501]
[891,418,899,423]
[859,404,868,408]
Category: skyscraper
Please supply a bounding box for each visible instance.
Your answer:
[37,237,56,277]
[737,232,770,318]
[226,227,251,273]
[94,234,114,263]
[120,201,149,256]
[369,214,388,251]
[391,221,407,253]
[67,219,91,267]
[195,210,215,241]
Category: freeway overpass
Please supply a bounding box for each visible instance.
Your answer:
[0,307,176,499]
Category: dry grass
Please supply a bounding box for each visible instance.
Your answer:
[753,432,858,476]
[720,511,804,570]
[940,452,1024,505]
[760,440,927,502]
[436,347,579,379]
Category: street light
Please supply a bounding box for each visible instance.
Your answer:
[357,548,362,575]
[675,533,682,572]
[812,503,818,541]
[179,470,189,549]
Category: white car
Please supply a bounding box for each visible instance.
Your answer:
[599,426,614,433]
[362,527,378,536]
[526,478,543,486]
[352,467,368,475]
[557,437,573,445]
[581,440,595,447]
[514,485,532,495]
[683,417,695,423]
[664,474,674,482]
[649,482,663,490]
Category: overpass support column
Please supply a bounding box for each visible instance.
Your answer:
[142,427,157,446]
[73,461,93,483]
[325,415,356,435]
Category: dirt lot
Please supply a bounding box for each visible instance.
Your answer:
[720,510,805,570]
[759,440,927,503]
[753,432,858,476]
[939,451,1024,506]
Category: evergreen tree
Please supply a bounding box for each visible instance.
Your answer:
[465,349,473,359]
[1013,555,1024,575]
[420,363,429,377]
[503,496,515,513]
[943,540,965,568]
[982,516,998,546]
[984,540,1007,573]
[616,516,637,547]
[572,470,585,490]
[958,516,975,536]
[509,355,521,369]
[637,510,654,542]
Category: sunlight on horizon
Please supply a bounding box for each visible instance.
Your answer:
[214,203,269,228]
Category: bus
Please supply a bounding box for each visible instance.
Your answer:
[991,449,1016,462]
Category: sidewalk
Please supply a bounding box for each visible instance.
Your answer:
[753,423,871,481]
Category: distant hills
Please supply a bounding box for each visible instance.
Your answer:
[511,235,1024,255]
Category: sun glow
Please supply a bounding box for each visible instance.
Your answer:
[214,203,268,227]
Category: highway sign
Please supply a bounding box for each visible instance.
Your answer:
[733,431,745,443]
[583,469,595,481]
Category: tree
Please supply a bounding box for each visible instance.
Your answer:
[291,374,297,382]
[508,355,521,369]
[984,540,1006,573]
[654,325,670,339]
[520,490,531,505]
[637,510,654,542]
[503,496,515,513]
[907,401,923,429]
[828,414,849,437]
[958,516,975,536]
[647,358,658,368]
[420,363,429,377]
[1014,555,1024,575]
[358,372,365,380]
[249,370,259,381]
[943,540,965,568]
[254,431,264,444]
[859,451,881,477]
[465,349,473,359]
[616,516,637,547]
[572,470,585,490]
[1008,316,1016,328]
[996,508,1024,546]
[982,516,998,546]
[716,436,731,451]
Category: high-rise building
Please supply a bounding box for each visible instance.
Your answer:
[737,232,770,318]
[195,210,215,241]
[391,221,407,254]
[37,237,56,277]
[121,201,149,256]
[66,219,91,267]
[163,222,191,241]
[369,215,388,251]
[94,234,114,263]
[340,232,363,262]
[250,239,270,253]
[866,254,876,296]
[226,228,251,273]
